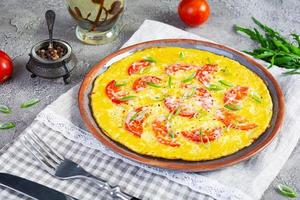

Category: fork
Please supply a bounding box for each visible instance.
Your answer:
[21,131,140,200]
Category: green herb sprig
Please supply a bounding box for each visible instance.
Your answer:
[21,98,40,108]
[235,17,300,75]
[0,122,15,130]
[0,105,11,114]
[277,184,298,198]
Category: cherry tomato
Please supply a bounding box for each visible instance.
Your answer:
[132,76,161,92]
[125,107,148,137]
[0,50,13,84]
[128,60,151,75]
[181,127,222,143]
[105,80,127,104]
[152,117,180,147]
[178,0,210,27]
[224,86,249,105]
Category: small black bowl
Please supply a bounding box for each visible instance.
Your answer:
[26,39,77,84]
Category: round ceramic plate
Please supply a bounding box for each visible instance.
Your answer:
[78,39,285,172]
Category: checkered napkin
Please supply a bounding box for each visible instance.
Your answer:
[1,20,300,200]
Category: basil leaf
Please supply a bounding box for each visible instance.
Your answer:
[119,96,136,101]
[206,84,223,91]
[147,82,162,88]
[218,80,233,87]
[179,52,184,59]
[182,72,196,83]
[224,104,242,111]
[0,122,15,130]
[277,184,297,198]
[143,56,156,63]
[0,105,11,114]
[21,98,40,108]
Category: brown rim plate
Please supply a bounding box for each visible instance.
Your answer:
[78,39,285,172]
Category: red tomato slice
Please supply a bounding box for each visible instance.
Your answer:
[194,88,214,110]
[165,64,197,75]
[152,117,180,147]
[125,107,149,137]
[181,127,222,143]
[105,80,127,104]
[128,60,151,75]
[164,96,196,118]
[196,64,218,85]
[132,76,161,92]
[216,109,257,131]
[224,86,249,105]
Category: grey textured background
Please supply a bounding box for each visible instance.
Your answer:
[0,0,299,199]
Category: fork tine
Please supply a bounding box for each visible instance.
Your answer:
[28,131,63,165]
[31,130,64,161]
[21,137,56,174]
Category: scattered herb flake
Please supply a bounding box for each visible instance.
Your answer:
[0,105,11,114]
[206,84,223,91]
[224,104,242,111]
[0,122,15,130]
[277,184,297,198]
[179,52,185,59]
[115,82,127,87]
[168,76,172,88]
[119,96,136,101]
[147,82,162,88]
[21,99,40,108]
[143,56,156,63]
[219,80,233,87]
[182,72,196,83]
[250,93,262,103]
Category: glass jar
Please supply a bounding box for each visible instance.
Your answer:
[66,0,125,45]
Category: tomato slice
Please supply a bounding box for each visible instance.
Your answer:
[194,88,214,110]
[181,127,222,143]
[128,60,151,75]
[196,64,218,85]
[164,96,196,118]
[105,80,128,104]
[165,64,197,75]
[125,107,149,137]
[224,86,249,105]
[152,117,180,147]
[132,76,161,92]
[216,109,257,131]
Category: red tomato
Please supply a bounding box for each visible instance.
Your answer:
[0,50,13,83]
[165,64,197,75]
[125,107,149,137]
[132,76,161,92]
[224,86,249,105]
[152,117,180,147]
[194,88,214,110]
[164,96,196,118]
[105,80,127,104]
[128,60,151,75]
[196,64,218,86]
[178,0,210,27]
[181,127,222,143]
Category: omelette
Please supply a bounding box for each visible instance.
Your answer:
[90,47,273,161]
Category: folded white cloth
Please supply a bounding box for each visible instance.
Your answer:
[1,20,300,200]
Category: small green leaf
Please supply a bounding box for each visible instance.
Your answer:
[115,82,127,87]
[182,72,196,83]
[250,93,262,103]
[224,104,242,111]
[168,76,172,88]
[179,52,184,59]
[218,80,233,87]
[21,99,40,108]
[206,84,223,91]
[143,56,156,63]
[119,96,136,101]
[0,122,15,130]
[277,184,297,198]
[0,105,11,114]
[147,82,162,88]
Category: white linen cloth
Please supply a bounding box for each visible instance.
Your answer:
[1,20,300,200]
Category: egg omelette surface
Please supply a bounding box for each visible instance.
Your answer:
[90,47,273,161]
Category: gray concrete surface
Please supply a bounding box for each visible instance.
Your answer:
[0,0,299,199]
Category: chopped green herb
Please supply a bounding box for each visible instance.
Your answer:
[0,105,11,114]
[174,106,181,115]
[119,96,136,101]
[0,122,15,130]
[219,80,233,87]
[224,104,242,111]
[277,184,297,198]
[182,72,196,83]
[115,82,127,87]
[168,76,172,88]
[179,52,185,59]
[168,131,175,138]
[250,93,262,103]
[130,112,140,121]
[21,98,40,108]
[143,56,156,63]
[206,84,223,91]
[147,82,162,88]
